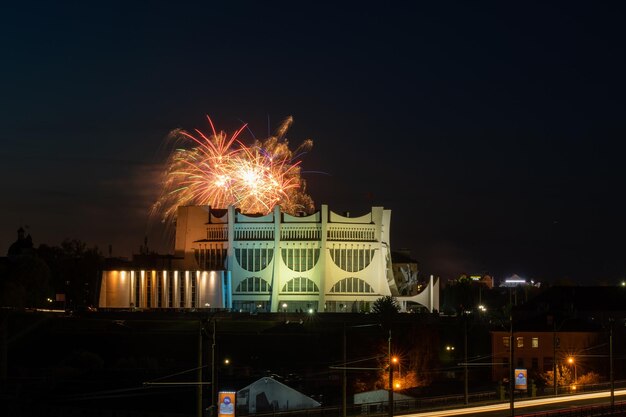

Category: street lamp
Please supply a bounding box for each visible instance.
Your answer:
[392,356,401,379]
[567,356,577,386]
[388,330,394,417]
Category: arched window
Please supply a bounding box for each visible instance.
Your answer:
[281,277,319,293]
[235,248,274,272]
[235,277,271,293]
[281,248,320,272]
[330,277,374,294]
[330,248,376,272]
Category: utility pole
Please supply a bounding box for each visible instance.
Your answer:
[212,320,217,417]
[464,314,468,405]
[342,323,347,417]
[198,322,203,417]
[388,330,393,417]
[610,318,614,411]
[553,320,558,397]
[509,312,514,417]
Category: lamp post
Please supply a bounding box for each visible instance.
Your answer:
[198,322,203,417]
[610,318,614,411]
[339,323,382,417]
[211,320,216,417]
[553,321,558,397]
[342,323,346,417]
[567,357,577,386]
[509,311,514,417]
[392,356,401,389]
[464,315,468,405]
[388,330,393,417]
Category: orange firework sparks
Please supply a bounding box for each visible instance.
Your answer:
[152,116,314,222]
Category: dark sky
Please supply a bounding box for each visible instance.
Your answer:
[1,1,625,284]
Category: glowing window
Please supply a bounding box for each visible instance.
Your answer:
[236,248,273,272]
[330,277,374,294]
[281,277,319,293]
[330,248,376,272]
[235,277,271,293]
[282,248,320,272]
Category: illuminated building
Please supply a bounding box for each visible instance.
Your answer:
[99,204,439,312]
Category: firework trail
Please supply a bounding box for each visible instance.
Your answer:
[152,116,314,223]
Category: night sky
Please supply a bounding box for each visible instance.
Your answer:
[1,2,624,284]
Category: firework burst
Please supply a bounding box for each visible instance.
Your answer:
[152,116,314,222]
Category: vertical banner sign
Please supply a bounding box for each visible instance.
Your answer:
[218,391,236,417]
[514,368,528,390]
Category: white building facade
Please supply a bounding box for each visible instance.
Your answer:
[99,204,439,313]
[175,205,393,313]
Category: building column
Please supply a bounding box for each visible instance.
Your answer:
[320,204,328,311]
[270,205,281,311]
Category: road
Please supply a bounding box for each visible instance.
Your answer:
[400,388,626,417]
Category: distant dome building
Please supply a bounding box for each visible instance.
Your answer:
[7,227,34,258]
[99,205,439,312]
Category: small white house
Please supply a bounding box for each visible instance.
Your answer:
[354,389,415,413]
[237,377,321,413]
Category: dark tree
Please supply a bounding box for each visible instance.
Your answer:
[372,296,400,315]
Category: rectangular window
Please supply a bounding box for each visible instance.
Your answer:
[296,249,302,271]
[190,276,196,308]
[346,250,352,271]
[532,357,539,369]
[543,357,553,372]
[135,274,141,307]
[517,337,524,348]
[179,275,185,307]
[168,275,173,307]
[517,358,524,368]
[156,274,162,308]
[360,249,365,269]
[146,275,152,308]
[503,337,510,348]
[532,337,539,348]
